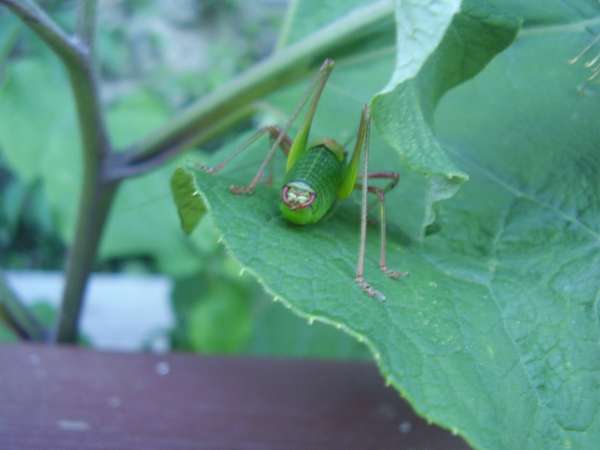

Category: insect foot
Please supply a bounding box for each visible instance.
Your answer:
[355,276,386,302]
[229,185,255,195]
[381,265,409,280]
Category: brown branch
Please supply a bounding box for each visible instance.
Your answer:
[1,0,116,343]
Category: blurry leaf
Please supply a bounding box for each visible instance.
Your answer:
[172,260,370,359]
[107,91,168,148]
[97,27,130,77]
[246,297,370,359]
[22,180,57,237]
[278,0,372,46]
[186,293,251,354]
[0,17,20,67]
[0,323,17,343]
[0,178,28,239]
[29,300,56,329]
[0,57,212,274]
[171,273,252,354]
[0,57,72,182]
[1,178,65,268]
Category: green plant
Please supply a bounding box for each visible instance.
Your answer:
[1,1,600,449]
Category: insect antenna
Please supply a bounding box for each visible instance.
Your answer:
[568,31,600,65]
[240,59,336,192]
[569,28,600,84]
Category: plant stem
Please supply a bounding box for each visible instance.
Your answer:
[0,0,83,63]
[0,272,47,341]
[107,103,258,180]
[1,0,114,343]
[55,4,113,343]
[53,179,118,343]
[113,0,394,179]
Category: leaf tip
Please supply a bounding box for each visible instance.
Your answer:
[170,167,207,235]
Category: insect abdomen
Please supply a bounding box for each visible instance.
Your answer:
[280,146,344,224]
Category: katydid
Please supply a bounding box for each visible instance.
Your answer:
[199,58,407,301]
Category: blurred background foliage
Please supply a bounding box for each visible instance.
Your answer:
[0,0,369,358]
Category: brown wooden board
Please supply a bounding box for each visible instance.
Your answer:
[0,344,471,450]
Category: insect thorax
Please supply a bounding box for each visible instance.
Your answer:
[280,144,345,225]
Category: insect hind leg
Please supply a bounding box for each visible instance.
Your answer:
[364,172,408,280]
[354,168,408,301]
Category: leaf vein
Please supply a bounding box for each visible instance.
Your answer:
[447,148,600,244]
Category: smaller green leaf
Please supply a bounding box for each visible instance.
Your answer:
[372,0,519,236]
[170,167,206,234]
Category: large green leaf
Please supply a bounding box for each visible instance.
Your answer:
[431,12,600,448]
[172,1,600,449]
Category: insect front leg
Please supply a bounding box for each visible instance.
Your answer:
[197,125,291,194]
[204,58,335,196]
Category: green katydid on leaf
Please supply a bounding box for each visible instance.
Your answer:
[172,0,600,449]
[187,58,408,300]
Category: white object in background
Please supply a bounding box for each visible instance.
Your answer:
[5,271,174,352]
